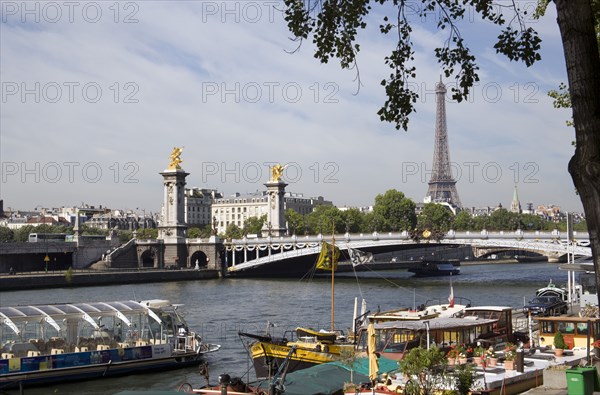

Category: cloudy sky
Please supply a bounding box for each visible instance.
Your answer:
[1,1,579,215]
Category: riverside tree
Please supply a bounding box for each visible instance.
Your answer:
[280,0,600,287]
[373,189,417,231]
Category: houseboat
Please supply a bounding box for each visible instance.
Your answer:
[534,315,600,350]
[0,300,220,389]
[356,306,514,361]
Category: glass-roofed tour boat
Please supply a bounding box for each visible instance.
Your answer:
[0,299,220,389]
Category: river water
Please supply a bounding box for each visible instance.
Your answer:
[1,262,567,394]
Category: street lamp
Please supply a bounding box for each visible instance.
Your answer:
[424,320,430,350]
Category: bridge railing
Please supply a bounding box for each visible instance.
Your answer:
[225,230,592,270]
[226,230,590,245]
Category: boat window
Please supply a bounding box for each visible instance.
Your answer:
[443,331,459,347]
[541,321,555,334]
[564,323,575,334]
[557,322,574,334]
[577,323,589,335]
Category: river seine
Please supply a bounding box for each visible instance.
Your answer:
[2,262,566,394]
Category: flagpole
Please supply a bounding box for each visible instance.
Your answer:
[331,221,335,332]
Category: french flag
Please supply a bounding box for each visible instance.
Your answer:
[448,283,455,308]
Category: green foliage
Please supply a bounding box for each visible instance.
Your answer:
[282,0,541,130]
[244,214,267,235]
[417,203,454,232]
[136,228,158,239]
[306,205,344,234]
[13,225,76,242]
[574,220,588,232]
[224,224,244,239]
[373,189,416,231]
[338,347,358,367]
[554,331,567,349]
[81,226,108,236]
[65,267,74,283]
[0,226,15,242]
[504,343,517,360]
[399,347,447,395]
[453,364,476,395]
[285,209,306,235]
[340,208,365,233]
[487,209,516,230]
[14,225,35,242]
[188,225,213,239]
[118,231,133,244]
[452,211,473,231]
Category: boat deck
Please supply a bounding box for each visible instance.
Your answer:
[384,347,590,395]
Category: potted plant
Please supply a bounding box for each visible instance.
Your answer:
[447,347,459,366]
[486,346,498,367]
[338,348,358,385]
[503,343,517,370]
[458,345,468,364]
[473,346,485,366]
[554,331,567,357]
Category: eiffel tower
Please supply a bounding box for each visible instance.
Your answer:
[425,79,462,208]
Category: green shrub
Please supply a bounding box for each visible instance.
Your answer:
[554,331,567,349]
[65,267,74,283]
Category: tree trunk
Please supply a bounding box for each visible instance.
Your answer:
[555,1,600,288]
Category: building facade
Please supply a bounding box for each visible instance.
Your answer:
[184,188,223,227]
[209,191,332,235]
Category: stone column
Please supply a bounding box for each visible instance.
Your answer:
[158,168,189,267]
[262,180,287,237]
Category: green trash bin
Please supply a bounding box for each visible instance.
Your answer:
[566,367,598,395]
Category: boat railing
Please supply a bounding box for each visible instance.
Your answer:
[423,296,472,309]
[172,331,201,353]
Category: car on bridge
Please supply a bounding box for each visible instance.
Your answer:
[523,296,568,316]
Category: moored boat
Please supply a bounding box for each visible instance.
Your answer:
[408,260,460,277]
[356,306,515,361]
[535,280,568,302]
[239,327,353,379]
[0,300,220,389]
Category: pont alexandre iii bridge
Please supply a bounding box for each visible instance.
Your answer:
[0,230,592,277]
[222,230,592,277]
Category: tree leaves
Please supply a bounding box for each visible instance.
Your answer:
[282,0,542,130]
[494,27,542,67]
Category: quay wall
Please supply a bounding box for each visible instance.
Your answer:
[0,269,220,291]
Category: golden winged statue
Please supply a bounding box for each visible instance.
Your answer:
[270,163,286,182]
[168,147,184,170]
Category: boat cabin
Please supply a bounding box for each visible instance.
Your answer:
[462,306,514,342]
[535,316,600,350]
[356,314,502,361]
[0,300,196,359]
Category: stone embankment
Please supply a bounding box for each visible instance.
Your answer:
[0,268,220,291]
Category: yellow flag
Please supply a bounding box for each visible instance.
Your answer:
[316,242,340,271]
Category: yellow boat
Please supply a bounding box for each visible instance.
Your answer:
[240,327,354,378]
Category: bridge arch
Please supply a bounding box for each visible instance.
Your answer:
[140,248,157,268]
[190,250,208,269]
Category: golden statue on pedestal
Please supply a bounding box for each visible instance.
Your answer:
[270,163,286,182]
[168,147,184,170]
